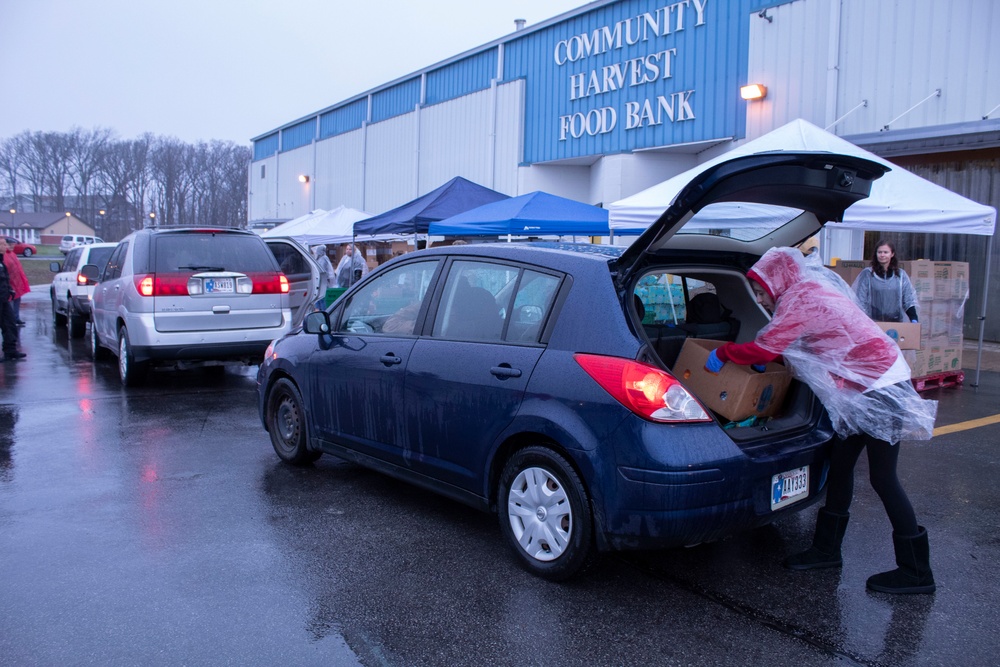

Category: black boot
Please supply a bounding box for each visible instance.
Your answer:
[784,508,849,570]
[866,526,936,594]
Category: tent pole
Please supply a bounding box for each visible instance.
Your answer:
[972,234,994,388]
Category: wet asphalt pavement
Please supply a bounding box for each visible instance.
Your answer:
[2,290,999,666]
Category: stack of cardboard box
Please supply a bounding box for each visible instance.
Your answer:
[901,260,968,377]
[827,259,968,378]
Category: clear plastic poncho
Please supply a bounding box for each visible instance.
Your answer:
[749,247,936,443]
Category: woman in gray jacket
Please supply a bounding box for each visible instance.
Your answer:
[852,240,919,323]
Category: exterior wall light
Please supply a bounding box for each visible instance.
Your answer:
[298,174,310,183]
[741,84,768,100]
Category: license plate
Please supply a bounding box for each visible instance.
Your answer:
[204,278,234,293]
[771,466,809,510]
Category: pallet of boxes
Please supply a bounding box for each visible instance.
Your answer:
[901,259,968,390]
[829,259,968,392]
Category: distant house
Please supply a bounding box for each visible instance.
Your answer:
[0,212,96,246]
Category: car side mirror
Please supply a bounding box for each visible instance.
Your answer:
[50,261,62,273]
[80,264,100,283]
[303,311,331,335]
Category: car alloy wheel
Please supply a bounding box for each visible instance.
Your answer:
[117,327,146,386]
[267,378,321,465]
[23,248,33,257]
[498,446,595,581]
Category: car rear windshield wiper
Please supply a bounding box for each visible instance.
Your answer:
[178,265,226,271]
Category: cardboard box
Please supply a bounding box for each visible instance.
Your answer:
[671,339,792,422]
[827,265,863,286]
[906,345,963,377]
[876,322,921,350]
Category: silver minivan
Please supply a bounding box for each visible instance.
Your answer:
[82,228,320,385]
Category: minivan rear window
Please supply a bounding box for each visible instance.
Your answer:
[152,234,278,273]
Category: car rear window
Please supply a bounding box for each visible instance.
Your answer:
[152,234,278,273]
[87,247,115,272]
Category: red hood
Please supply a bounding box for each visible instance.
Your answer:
[747,247,805,302]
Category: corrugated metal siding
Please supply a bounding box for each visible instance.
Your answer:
[371,78,421,124]
[316,130,367,212]
[281,119,317,152]
[253,133,279,161]
[745,0,832,137]
[418,88,494,193]
[275,147,315,219]
[493,80,525,196]
[875,154,1000,343]
[503,0,754,164]
[835,0,999,137]
[426,49,499,105]
[365,113,417,213]
[319,99,368,139]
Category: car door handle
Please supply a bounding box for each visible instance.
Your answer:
[490,364,522,379]
[380,354,402,366]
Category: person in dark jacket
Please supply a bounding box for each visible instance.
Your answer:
[0,238,25,361]
[705,247,937,594]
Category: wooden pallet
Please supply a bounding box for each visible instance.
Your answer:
[912,371,965,392]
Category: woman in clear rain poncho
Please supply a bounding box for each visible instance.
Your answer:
[704,247,938,594]
[852,240,919,323]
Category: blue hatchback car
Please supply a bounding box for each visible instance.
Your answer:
[257,152,889,580]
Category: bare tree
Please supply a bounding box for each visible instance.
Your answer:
[68,126,114,230]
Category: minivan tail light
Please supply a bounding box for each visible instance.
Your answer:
[245,272,288,294]
[136,275,154,297]
[574,353,711,423]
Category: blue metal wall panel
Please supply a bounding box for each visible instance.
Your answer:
[253,133,279,161]
[281,118,317,152]
[426,49,498,105]
[371,78,421,123]
[319,99,368,138]
[503,0,757,164]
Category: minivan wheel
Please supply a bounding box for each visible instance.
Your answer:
[90,326,108,360]
[51,295,67,327]
[69,307,86,339]
[118,327,147,386]
[267,378,322,465]
[497,446,595,581]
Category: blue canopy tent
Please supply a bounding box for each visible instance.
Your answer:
[429,191,610,239]
[353,176,509,238]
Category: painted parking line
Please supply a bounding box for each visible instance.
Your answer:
[933,413,1000,437]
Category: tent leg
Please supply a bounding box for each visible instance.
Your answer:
[972,234,994,388]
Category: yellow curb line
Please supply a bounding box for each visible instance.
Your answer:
[933,413,1000,437]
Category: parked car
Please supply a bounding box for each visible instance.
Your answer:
[49,242,118,338]
[3,236,37,257]
[60,234,104,254]
[256,152,889,580]
[80,228,320,386]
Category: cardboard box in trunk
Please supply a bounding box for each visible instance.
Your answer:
[875,322,921,350]
[671,339,792,422]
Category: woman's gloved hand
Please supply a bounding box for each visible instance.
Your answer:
[751,363,767,373]
[705,349,725,373]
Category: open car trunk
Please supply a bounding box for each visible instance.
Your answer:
[630,259,825,445]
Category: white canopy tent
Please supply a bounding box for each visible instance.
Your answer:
[608,118,998,384]
[262,206,373,245]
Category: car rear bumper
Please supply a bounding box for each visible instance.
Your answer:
[599,440,832,551]
[121,312,290,363]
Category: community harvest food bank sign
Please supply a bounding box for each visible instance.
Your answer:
[506,0,755,164]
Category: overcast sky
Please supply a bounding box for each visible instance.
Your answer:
[1,0,588,146]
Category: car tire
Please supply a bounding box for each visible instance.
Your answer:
[69,308,87,339]
[22,248,33,257]
[51,293,67,327]
[89,326,105,360]
[497,446,596,581]
[118,327,147,387]
[267,377,322,465]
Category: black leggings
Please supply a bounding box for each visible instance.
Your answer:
[824,433,919,536]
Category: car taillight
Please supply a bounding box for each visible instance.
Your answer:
[76,273,92,287]
[134,273,194,297]
[245,272,288,294]
[574,353,711,423]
